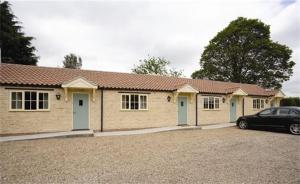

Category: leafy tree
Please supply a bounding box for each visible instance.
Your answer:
[63,53,82,69]
[192,17,295,89]
[280,97,300,107]
[0,1,38,65]
[132,56,184,77]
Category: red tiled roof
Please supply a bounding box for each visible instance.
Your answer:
[0,64,272,96]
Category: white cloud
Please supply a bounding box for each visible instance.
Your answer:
[9,0,300,96]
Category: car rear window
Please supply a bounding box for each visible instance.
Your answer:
[289,110,299,115]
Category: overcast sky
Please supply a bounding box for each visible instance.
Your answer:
[9,0,300,96]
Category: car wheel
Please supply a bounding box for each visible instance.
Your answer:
[238,120,248,129]
[289,124,300,135]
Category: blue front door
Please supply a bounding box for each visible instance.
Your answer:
[73,93,89,130]
[230,97,237,122]
[178,97,188,125]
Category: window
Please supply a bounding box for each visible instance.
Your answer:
[259,109,276,115]
[203,96,220,110]
[253,98,265,109]
[290,110,299,115]
[11,92,23,109]
[204,98,209,109]
[121,94,148,110]
[257,99,260,109]
[253,99,257,108]
[261,99,264,108]
[139,95,147,110]
[278,108,290,115]
[215,98,220,109]
[39,93,49,109]
[131,94,139,110]
[25,91,37,110]
[10,91,49,111]
[122,94,130,110]
[209,97,214,109]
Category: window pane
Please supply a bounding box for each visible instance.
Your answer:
[278,109,289,115]
[44,101,48,109]
[261,100,264,108]
[253,99,256,108]
[130,95,139,109]
[204,98,208,109]
[139,95,147,109]
[139,96,143,109]
[25,101,30,110]
[39,101,44,109]
[126,98,129,109]
[257,99,260,109]
[260,109,272,115]
[260,109,276,115]
[215,98,219,109]
[31,101,37,110]
[17,101,22,109]
[11,101,16,109]
[130,95,134,109]
[144,96,147,109]
[122,96,125,109]
[134,102,139,109]
[25,92,30,100]
[16,92,22,100]
[122,95,129,109]
[39,93,44,100]
[12,92,16,100]
[44,93,48,100]
[31,92,37,100]
[209,97,214,109]
[290,110,299,115]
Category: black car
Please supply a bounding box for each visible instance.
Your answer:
[236,106,300,135]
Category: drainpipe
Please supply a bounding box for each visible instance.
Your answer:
[242,97,245,116]
[195,93,198,126]
[100,89,104,132]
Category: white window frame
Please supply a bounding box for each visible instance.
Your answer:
[120,94,148,111]
[253,98,265,109]
[9,90,50,111]
[139,95,148,110]
[203,96,220,110]
[10,91,23,110]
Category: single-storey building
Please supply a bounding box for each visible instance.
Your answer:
[0,63,285,135]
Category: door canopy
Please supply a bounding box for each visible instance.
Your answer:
[62,77,97,89]
[176,84,199,93]
[61,77,98,101]
[173,84,199,103]
[225,87,248,96]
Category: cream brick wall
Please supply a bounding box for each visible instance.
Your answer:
[1,85,277,134]
[103,90,175,130]
[197,94,229,125]
[243,96,271,116]
[0,87,100,134]
[197,95,272,125]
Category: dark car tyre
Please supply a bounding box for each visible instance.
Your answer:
[289,124,300,135]
[238,120,248,129]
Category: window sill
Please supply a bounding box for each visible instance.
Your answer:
[120,109,149,112]
[9,109,50,112]
[253,109,263,111]
[202,109,221,111]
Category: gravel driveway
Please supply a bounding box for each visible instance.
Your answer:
[1,127,299,184]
